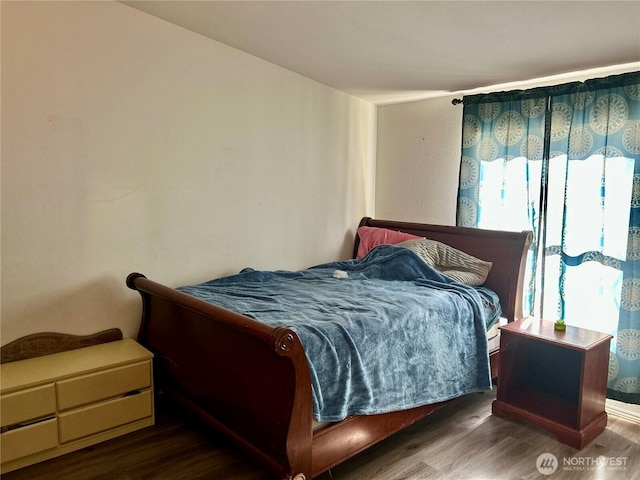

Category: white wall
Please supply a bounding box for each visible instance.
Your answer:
[375,95,462,225]
[1,1,376,344]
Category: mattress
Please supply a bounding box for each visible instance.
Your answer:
[487,317,508,352]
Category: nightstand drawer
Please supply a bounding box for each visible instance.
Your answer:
[57,361,151,410]
[0,418,58,463]
[58,390,152,443]
[1,384,56,428]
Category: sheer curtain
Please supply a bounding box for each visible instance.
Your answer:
[457,72,640,404]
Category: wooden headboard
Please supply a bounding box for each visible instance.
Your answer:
[354,217,532,322]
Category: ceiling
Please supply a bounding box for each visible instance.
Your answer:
[123,1,640,105]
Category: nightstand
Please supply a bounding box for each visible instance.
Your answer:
[492,318,612,449]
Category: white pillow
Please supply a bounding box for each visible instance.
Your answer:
[397,238,493,286]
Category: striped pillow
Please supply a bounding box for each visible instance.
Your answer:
[397,239,492,286]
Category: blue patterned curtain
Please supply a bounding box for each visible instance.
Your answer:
[457,72,640,404]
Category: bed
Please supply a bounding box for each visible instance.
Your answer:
[127,217,531,480]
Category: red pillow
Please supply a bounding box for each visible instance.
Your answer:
[356,226,422,259]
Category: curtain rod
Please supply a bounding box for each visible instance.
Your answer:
[451,71,640,107]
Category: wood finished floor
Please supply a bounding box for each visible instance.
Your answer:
[3,390,639,480]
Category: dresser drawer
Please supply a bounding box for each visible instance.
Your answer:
[57,361,151,410]
[1,384,56,428]
[58,390,152,443]
[0,418,58,463]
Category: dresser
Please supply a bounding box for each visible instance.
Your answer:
[1,338,154,473]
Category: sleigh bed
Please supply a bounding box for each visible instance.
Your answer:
[127,217,531,480]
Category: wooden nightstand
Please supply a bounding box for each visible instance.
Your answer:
[492,318,612,449]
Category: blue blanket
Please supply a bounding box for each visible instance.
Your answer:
[179,245,500,422]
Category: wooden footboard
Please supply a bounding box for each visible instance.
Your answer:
[127,273,313,479]
[127,218,532,480]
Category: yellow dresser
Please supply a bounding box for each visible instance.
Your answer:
[1,338,154,473]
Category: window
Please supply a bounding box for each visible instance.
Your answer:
[456,72,640,404]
